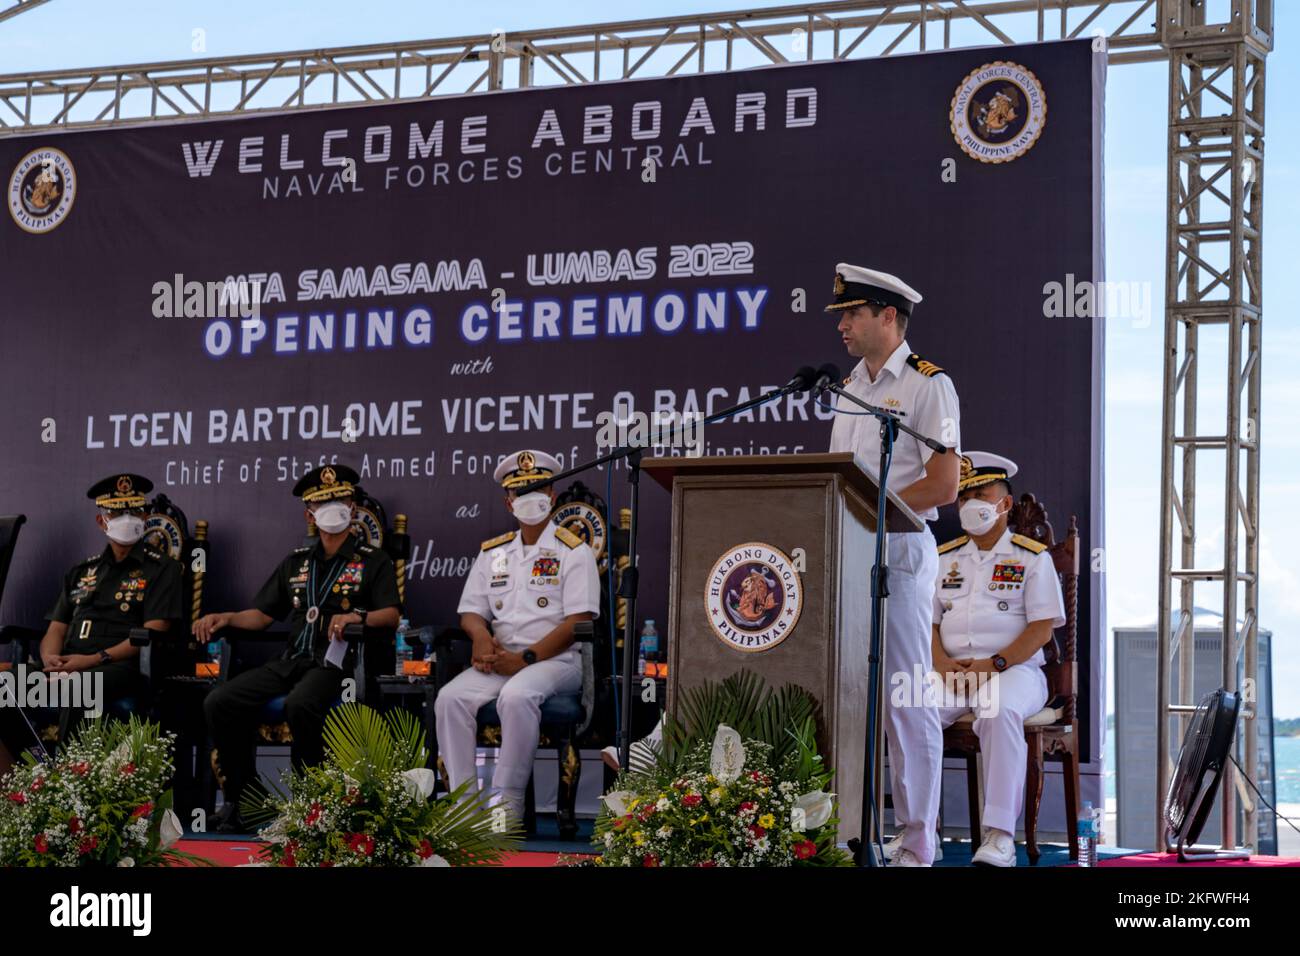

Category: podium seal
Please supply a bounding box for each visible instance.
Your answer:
[704,542,803,653]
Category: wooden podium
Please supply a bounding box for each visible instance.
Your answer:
[642,452,923,845]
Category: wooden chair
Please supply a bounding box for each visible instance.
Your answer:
[941,493,1081,863]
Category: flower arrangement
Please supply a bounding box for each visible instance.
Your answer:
[0,716,202,867]
[241,703,522,867]
[595,672,853,867]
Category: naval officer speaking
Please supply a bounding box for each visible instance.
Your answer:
[825,263,961,867]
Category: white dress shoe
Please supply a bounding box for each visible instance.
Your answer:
[971,829,1017,867]
[884,831,943,862]
[892,848,931,867]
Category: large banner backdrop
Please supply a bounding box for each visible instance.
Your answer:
[1,40,1105,773]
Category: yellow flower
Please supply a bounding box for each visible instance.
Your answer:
[709,787,725,803]
[632,831,646,845]
[759,813,776,828]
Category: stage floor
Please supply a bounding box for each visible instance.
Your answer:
[175,819,1228,867]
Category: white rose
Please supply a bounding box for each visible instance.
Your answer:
[117,857,135,868]
[419,853,450,867]
[401,768,437,800]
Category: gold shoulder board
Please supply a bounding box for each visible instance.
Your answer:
[937,535,968,554]
[554,526,582,549]
[906,353,945,378]
[481,531,517,551]
[1011,533,1048,554]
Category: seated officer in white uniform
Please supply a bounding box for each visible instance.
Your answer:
[931,452,1065,867]
[435,449,600,821]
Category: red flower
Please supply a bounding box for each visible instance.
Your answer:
[793,839,817,860]
[130,803,153,819]
[69,762,89,775]
[5,791,26,805]
[346,787,362,805]
[30,777,45,792]
[68,816,83,834]
[320,860,333,868]
[642,854,659,867]
[613,814,631,830]
[120,762,136,776]
[697,860,716,868]
[418,840,435,860]
[748,823,766,839]
[638,805,655,822]
[282,847,297,867]
[78,835,99,855]
[682,793,702,808]
[738,801,756,814]
[34,834,49,854]
[346,832,375,856]
[304,802,323,826]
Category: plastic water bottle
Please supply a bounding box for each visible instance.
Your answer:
[639,620,659,676]
[395,617,412,674]
[1077,800,1098,867]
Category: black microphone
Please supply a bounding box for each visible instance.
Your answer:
[813,363,841,392]
[782,365,818,394]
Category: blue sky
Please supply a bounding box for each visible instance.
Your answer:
[2,1,1297,715]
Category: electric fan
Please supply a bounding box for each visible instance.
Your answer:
[1163,688,1249,861]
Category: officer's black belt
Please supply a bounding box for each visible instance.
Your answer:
[72,620,135,642]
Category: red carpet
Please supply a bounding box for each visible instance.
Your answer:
[1097,852,1299,867]
[172,839,591,868]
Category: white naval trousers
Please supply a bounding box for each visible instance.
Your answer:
[882,530,943,864]
[936,662,1048,836]
[434,653,583,796]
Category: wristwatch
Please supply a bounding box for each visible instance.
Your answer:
[522,649,538,666]
[991,654,1008,672]
[355,608,368,626]
[98,650,112,665]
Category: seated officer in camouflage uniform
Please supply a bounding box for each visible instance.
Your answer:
[193,464,401,831]
[0,473,183,766]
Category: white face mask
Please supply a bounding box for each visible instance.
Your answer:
[959,497,1005,536]
[104,514,145,546]
[510,492,553,526]
[313,501,353,534]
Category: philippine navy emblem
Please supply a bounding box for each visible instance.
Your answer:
[950,61,1047,164]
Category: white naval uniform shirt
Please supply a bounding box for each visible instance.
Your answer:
[932,529,1066,666]
[457,522,600,662]
[828,340,961,522]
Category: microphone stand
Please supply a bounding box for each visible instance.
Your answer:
[514,374,816,772]
[818,377,949,867]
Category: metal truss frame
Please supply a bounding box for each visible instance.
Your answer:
[1156,0,1271,854]
[0,2,1168,134]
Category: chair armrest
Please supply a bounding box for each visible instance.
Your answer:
[1,624,46,647]
[431,625,470,650]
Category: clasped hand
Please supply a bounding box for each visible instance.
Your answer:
[472,638,525,676]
